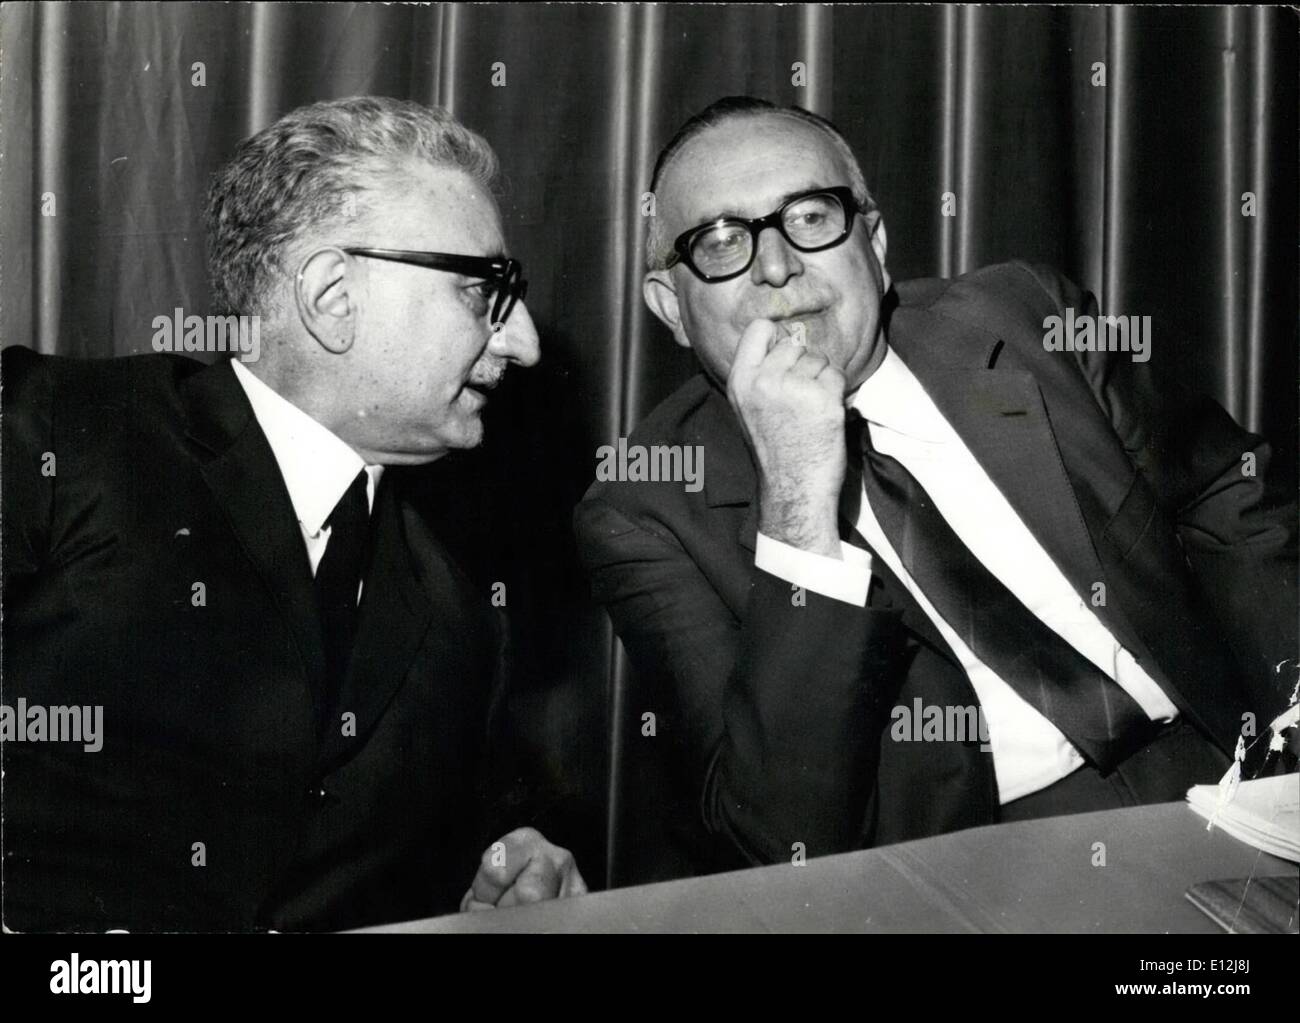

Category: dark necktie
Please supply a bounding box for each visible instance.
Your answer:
[847,409,1156,772]
[313,469,372,720]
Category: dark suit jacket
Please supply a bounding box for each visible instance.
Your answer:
[575,261,1297,871]
[2,347,512,931]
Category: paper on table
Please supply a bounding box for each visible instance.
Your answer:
[1187,772,1300,863]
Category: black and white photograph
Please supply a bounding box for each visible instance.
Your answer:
[1,0,1297,1003]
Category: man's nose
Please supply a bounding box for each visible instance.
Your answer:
[490,299,541,368]
[748,226,803,288]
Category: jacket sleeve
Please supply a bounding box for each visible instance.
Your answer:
[574,495,911,868]
[1019,263,1299,717]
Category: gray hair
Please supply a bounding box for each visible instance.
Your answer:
[644,96,875,272]
[205,96,499,316]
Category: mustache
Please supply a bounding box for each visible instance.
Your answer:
[757,299,832,321]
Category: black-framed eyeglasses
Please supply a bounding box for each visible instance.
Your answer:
[343,248,528,329]
[666,186,861,283]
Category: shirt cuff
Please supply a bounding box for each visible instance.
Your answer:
[755,533,872,607]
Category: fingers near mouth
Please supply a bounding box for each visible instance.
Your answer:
[776,318,812,348]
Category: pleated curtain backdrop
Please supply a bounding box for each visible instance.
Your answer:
[3,2,1296,888]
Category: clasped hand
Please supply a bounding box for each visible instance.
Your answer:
[461,827,588,911]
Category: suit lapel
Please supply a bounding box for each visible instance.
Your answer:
[886,297,1249,749]
[183,365,487,770]
[321,470,491,771]
[320,474,431,767]
[886,303,1153,663]
[181,361,327,707]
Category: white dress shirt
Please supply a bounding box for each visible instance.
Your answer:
[755,345,1178,803]
[231,360,383,586]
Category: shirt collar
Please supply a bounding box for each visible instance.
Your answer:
[849,344,949,443]
[230,360,383,535]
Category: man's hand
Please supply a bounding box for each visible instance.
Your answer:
[460,827,588,912]
[727,318,847,557]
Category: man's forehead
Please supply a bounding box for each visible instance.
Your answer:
[661,115,848,225]
[366,163,505,256]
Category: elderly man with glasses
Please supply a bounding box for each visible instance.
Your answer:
[2,96,585,931]
[575,96,1296,875]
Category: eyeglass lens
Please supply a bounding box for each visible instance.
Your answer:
[690,192,848,278]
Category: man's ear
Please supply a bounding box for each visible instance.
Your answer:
[294,248,355,354]
[864,207,892,294]
[643,270,692,350]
